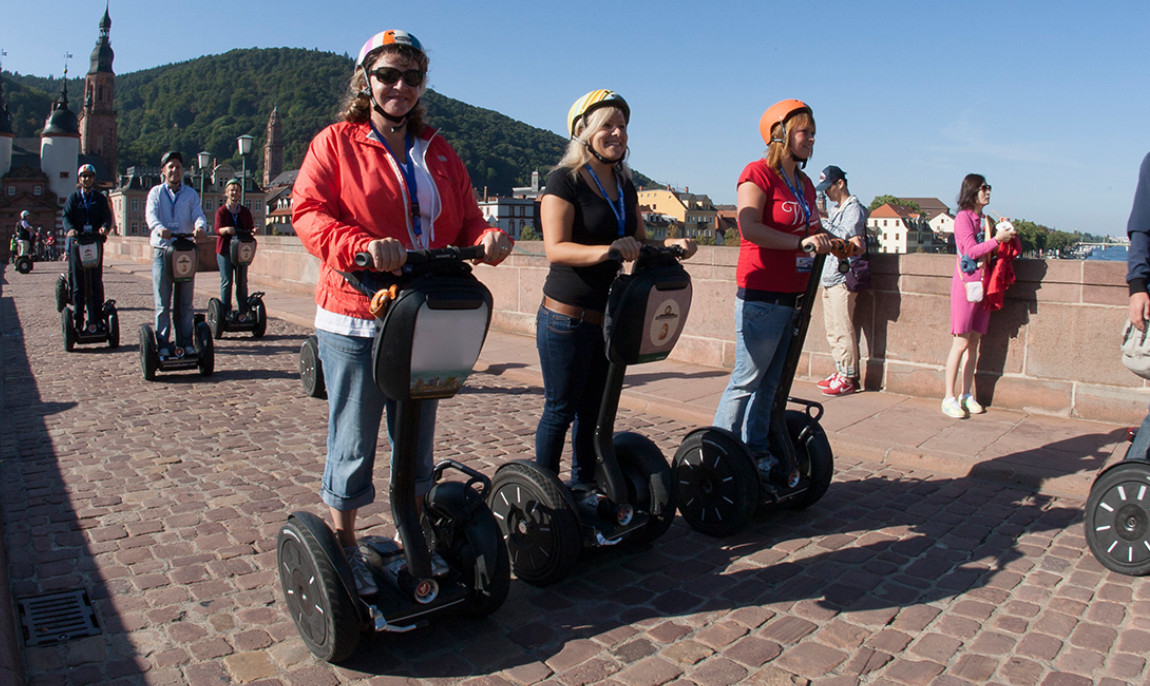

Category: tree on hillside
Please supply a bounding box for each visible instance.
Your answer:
[868,195,921,213]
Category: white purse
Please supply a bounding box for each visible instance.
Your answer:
[965,279,984,303]
[1121,321,1150,380]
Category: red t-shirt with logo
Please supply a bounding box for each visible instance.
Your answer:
[735,160,822,293]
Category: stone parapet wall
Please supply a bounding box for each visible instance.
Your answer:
[107,236,1144,423]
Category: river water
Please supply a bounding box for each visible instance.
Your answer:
[1085,245,1128,261]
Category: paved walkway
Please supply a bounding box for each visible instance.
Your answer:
[0,257,1145,685]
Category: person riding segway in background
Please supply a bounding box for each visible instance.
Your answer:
[215,178,254,322]
[62,164,114,334]
[146,150,207,358]
[13,211,34,273]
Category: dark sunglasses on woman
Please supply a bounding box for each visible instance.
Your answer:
[369,67,425,87]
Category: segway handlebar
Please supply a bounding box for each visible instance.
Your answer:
[354,244,486,269]
[605,244,686,263]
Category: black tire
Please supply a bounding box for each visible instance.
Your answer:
[207,298,223,340]
[488,461,581,586]
[277,512,361,662]
[673,427,759,537]
[15,257,32,274]
[426,482,511,617]
[105,304,119,349]
[784,410,834,510]
[195,321,214,376]
[300,335,327,399]
[61,309,76,352]
[612,431,677,544]
[55,274,68,312]
[1085,460,1150,576]
[251,298,267,338]
[139,324,158,381]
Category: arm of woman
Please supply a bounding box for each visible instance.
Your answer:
[638,211,698,258]
[214,206,234,236]
[956,212,998,261]
[541,193,639,264]
[737,182,833,254]
[293,130,389,271]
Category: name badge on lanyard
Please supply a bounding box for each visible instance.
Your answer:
[781,170,813,272]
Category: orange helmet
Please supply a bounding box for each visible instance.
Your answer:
[567,89,630,138]
[759,99,812,146]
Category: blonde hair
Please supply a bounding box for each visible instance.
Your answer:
[764,110,815,174]
[553,105,632,180]
[341,45,429,133]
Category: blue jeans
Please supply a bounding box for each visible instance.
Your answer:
[152,248,195,348]
[1129,408,1150,462]
[712,297,797,454]
[216,251,248,313]
[535,306,610,483]
[316,330,438,511]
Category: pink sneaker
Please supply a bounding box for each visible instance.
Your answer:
[816,373,838,390]
[822,374,856,396]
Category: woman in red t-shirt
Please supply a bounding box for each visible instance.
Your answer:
[712,99,835,486]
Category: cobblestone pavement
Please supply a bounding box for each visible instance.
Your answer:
[2,263,1149,686]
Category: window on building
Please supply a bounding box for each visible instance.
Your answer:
[34,185,42,195]
[6,187,13,196]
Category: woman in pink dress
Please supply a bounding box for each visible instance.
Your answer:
[942,174,1016,418]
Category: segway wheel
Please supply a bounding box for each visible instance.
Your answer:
[613,431,677,544]
[1085,460,1150,576]
[251,298,267,339]
[61,309,76,352]
[55,274,68,312]
[195,321,214,376]
[300,335,327,399]
[673,427,759,537]
[207,298,224,340]
[15,257,32,274]
[105,303,119,349]
[784,410,834,511]
[488,462,581,586]
[426,482,511,617]
[277,512,361,662]
[139,324,158,381]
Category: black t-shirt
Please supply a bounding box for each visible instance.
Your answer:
[541,166,638,310]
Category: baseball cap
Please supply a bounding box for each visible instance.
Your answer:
[815,165,846,192]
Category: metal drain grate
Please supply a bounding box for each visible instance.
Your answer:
[17,589,101,646]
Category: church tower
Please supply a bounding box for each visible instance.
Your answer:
[263,106,283,186]
[41,79,81,202]
[78,4,117,178]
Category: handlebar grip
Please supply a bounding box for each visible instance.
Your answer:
[606,249,623,262]
[354,252,373,268]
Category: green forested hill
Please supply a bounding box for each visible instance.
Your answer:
[2,48,655,194]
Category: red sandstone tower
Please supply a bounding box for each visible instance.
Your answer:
[78,5,117,179]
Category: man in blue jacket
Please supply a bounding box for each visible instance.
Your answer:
[62,164,114,332]
[1125,152,1150,460]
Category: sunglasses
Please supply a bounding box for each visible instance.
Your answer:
[979,184,992,192]
[369,67,425,87]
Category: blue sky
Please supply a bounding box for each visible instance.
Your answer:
[4,0,1149,236]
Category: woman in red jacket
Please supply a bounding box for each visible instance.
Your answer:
[293,29,512,597]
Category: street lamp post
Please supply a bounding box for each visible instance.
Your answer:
[236,134,255,206]
[197,150,211,204]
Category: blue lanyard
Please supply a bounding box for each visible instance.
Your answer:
[371,124,423,246]
[780,169,811,232]
[80,191,94,226]
[585,164,626,237]
[165,185,182,227]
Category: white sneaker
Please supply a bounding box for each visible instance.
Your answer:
[941,397,967,419]
[961,394,985,414]
[344,545,378,596]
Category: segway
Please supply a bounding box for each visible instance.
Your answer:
[139,235,214,380]
[488,245,688,586]
[672,242,841,537]
[277,246,510,663]
[59,234,119,351]
[14,239,33,274]
[299,334,327,399]
[1085,427,1150,576]
[207,232,266,339]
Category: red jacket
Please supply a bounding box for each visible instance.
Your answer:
[986,235,1021,311]
[293,121,499,319]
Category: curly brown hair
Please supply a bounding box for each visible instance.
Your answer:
[341,44,429,133]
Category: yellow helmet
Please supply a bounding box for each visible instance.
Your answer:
[567,89,630,138]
